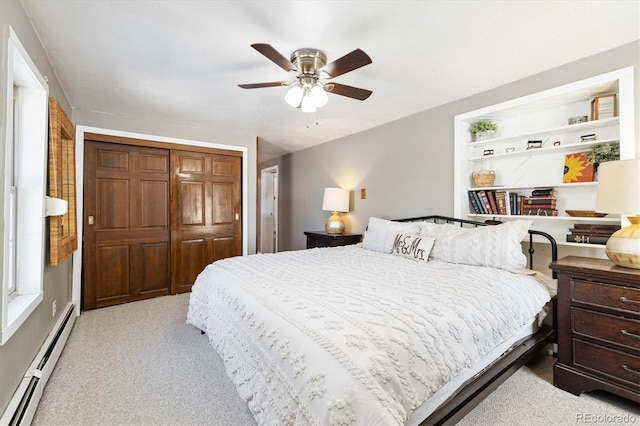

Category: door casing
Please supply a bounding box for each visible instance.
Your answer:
[80,131,245,309]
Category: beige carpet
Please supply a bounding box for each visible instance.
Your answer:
[33,294,639,425]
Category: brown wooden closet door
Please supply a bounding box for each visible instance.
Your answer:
[171,150,242,294]
[83,141,171,309]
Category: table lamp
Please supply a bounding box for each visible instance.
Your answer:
[595,158,640,269]
[322,187,349,234]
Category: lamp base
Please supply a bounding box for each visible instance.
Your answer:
[325,211,345,234]
[605,215,640,269]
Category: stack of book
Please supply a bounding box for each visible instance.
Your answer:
[468,190,523,215]
[566,223,621,245]
[522,188,558,216]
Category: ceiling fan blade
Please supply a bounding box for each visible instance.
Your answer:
[238,82,286,89]
[326,83,372,101]
[322,49,372,78]
[251,43,297,73]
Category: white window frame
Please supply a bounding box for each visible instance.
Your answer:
[1,27,49,345]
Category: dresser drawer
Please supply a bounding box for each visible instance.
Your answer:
[574,339,640,390]
[573,279,640,316]
[572,308,640,351]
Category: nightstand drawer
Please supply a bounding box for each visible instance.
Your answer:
[573,279,640,316]
[574,339,640,390]
[572,308,640,351]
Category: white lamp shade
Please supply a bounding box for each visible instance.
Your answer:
[596,159,640,214]
[310,85,328,107]
[322,188,349,212]
[301,95,316,113]
[285,85,303,107]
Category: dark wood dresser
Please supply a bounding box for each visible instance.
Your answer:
[304,231,362,249]
[550,256,640,403]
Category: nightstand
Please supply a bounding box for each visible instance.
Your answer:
[304,231,362,249]
[550,256,640,404]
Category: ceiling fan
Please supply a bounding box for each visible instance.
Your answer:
[238,43,373,112]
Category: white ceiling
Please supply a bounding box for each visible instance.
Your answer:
[20,0,640,153]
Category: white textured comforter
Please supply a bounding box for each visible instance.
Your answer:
[187,245,556,425]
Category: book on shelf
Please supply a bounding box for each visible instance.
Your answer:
[495,191,507,215]
[487,190,498,215]
[522,197,557,205]
[474,191,487,214]
[468,191,481,214]
[470,191,485,214]
[566,234,609,245]
[531,188,554,197]
[523,204,558,210]
[572,223,621,231]
[511,193,521,215]
[568,229,619,237]
[478,191,493,214]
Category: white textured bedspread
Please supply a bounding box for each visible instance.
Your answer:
[187,245,556,425]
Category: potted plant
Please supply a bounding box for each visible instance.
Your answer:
[588,141,620,166]
[470,120,498,141]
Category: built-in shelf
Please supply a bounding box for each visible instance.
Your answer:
[468,138,619,161]
[467,117,619,147]
[454,67,635,251]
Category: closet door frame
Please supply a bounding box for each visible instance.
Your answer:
[75,129,246,310]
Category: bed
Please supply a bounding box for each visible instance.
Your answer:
[187,215,558,425]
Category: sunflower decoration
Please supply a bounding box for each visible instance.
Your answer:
[563,151,595,183]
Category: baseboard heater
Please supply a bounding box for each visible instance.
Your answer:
[1,302,77,426]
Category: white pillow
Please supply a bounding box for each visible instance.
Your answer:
[390,234,435,262]
[362,217,421,253]
[430,220,532,273]
[419,221,444,239]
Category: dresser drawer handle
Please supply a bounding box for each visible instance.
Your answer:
[622,365,640,376]
[621,329,640,340]
[620,296,640,305]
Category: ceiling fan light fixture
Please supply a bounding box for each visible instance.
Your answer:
[301,94,317,113]
[310,85,328,107]
[240,44,372,112]
[285,85,304,107]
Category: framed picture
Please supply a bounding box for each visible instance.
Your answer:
[591,94,617,120]
[563,151,594,183]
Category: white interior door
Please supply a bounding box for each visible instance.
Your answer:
[260,166,278,253]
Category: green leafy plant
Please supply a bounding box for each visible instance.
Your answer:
[469,120,498,134]
[588,142,620,165]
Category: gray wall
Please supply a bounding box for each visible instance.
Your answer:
[280,41,640,252]
[0,0,73,414]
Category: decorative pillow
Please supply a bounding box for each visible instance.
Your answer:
[430,220,532,273]
[362,217,421,253]
[390,234,435,262]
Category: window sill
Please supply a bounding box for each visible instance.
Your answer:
[1,293,42,345]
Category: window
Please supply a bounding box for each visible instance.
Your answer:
[1,27,49,344]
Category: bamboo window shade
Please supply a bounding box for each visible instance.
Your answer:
[48,97,78,266]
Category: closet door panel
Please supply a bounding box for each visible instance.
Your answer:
[171,150,242,294]
[83,141,171,309]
